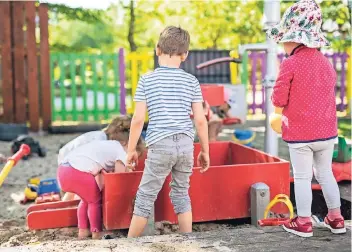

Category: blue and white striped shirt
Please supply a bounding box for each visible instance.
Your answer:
[134,67,203,146]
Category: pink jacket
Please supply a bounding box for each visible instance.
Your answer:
[271,46,337,143]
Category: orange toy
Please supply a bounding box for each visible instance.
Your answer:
[35,193,61,204]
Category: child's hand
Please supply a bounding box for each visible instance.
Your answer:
[197,151,210,173]
[126,151,139,171]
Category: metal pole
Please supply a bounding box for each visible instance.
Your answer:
[263,0,280,156]
[238,0,281,156]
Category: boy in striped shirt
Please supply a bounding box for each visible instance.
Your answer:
[126,26,210,237]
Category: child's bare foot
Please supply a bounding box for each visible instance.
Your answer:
[92,232,102,240]
[78,229,91,239]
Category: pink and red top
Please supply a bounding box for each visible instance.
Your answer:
[271,46,337,143]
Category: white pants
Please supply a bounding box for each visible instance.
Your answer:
[288,138,341,217]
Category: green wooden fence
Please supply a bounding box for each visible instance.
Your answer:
[50,49,125,122]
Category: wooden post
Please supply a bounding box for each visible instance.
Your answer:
[39,3,51,131]
[26,2,39,131]
[12,1,26,124]
[0,2,14,123]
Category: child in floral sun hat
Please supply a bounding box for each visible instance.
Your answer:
[267,0,346,238]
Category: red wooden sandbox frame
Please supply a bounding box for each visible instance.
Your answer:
[27,142,290,230]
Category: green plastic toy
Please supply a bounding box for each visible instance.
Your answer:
[333,136,352,163]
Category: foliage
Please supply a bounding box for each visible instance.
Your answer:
[48,0,351,53]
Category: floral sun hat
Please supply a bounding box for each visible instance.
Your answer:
[266,0,330,48]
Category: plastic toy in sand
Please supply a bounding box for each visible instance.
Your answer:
[232,130,256,147]
[0,144,31,188]
[11,135,46,160]
[258,194,294,227]
[21,178,61,204]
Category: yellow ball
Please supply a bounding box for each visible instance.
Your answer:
[269,113,282,134]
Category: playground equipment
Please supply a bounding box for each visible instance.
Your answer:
[195,0,281,152]
[26,141,290,230]
[0,144,31,187]
[238,0,280,156]
[107,142,289,229]
[333,136,351,163]
[258,194,294,227]
[197,58,246,124]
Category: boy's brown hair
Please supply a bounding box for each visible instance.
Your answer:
[157,26,190,56]
[104,115,145,154]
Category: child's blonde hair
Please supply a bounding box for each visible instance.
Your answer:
[104,116,145,154]
[157,26,190,56]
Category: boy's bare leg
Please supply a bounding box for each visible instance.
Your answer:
[128,215,148,238]
[178,211,192,233]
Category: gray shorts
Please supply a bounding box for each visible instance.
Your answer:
[134,134,194,218]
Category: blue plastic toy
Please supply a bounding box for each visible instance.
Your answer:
[37,178,60,196]
[232,129,256,147]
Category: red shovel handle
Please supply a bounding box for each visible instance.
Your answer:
[9,144,31,165]
[258,218,290,227]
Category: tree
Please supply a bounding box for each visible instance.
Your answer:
[47,0,350,53]
[127,0,137,52]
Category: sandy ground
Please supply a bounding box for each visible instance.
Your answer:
[0,120,350,251]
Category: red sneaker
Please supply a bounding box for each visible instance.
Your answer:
[282,217,313,238]
[324,217,346,234]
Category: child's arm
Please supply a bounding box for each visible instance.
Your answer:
[193,102,210,172]
[192,78,210,172]
[271,60,294,108]
[193,102,209,153]
[95,173,104,191]
[114,160,128,173]
[127,76,147,169]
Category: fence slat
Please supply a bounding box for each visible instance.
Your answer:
[26,1,39,131]
[58,54,67,120]
[70,54,78,120]
[80,56,88,121]
[39,3,51,130]
[0,2,14,123]
[102,55,109,119]
[113,53,119,114]
[12,2,26,123]
[260,53,266,113]
[250,53,257,113]
[50,54,57,121]
[339,53,347,112]
[91,55,99,121]
[119,48,126,115]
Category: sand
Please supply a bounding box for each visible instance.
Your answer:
[0,121,350,251]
